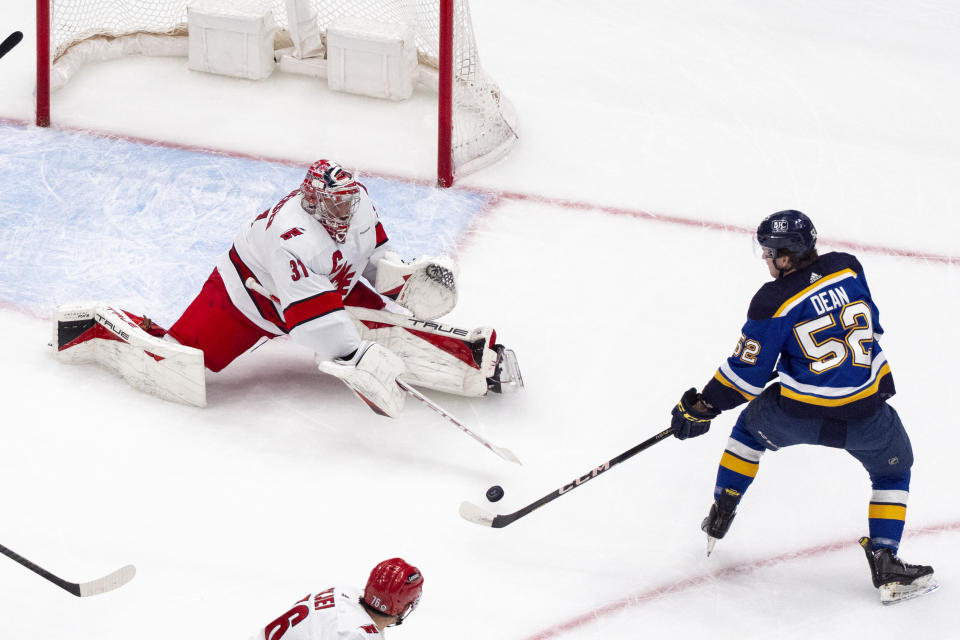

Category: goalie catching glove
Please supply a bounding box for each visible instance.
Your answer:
[318,341,407,417]
[374,251,458,320]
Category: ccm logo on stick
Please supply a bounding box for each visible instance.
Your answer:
[559,462,611,494]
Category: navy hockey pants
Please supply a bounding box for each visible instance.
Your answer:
[737,384,913,477]
[716,385,915,549]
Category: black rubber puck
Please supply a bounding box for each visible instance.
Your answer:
[486,485,504,502]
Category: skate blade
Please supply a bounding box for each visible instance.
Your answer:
[706,535,718,557]
[500,347,524,391]
[489,346,524,393]
[879,575,940,605]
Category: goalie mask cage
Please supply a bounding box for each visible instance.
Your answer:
[34,0,518,186]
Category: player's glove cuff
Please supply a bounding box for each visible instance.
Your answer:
[671,387,720,440]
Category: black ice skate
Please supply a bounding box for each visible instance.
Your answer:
[702,488,741,556]
[859,537,939,605]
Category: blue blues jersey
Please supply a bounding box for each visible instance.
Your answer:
[702,252,896,419]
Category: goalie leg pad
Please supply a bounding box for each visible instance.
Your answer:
[53,303,207,407]
[317,341,407,417]
[347,307,523,397]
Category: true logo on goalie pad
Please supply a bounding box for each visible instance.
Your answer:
[406,318,469,337]
[95,312,132,341]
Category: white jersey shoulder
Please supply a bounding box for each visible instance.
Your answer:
[214,187,387,341]
[251,585,383,640]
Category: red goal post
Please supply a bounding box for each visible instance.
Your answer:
[35,0,517,186]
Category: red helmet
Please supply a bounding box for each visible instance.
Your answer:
[363,558,423,624]
[300,159,361,243]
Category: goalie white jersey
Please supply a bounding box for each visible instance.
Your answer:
[216,187,391,362]
[251,586,385,640]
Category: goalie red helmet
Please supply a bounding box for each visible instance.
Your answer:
[300,159,362,243]
[363,557,424,624]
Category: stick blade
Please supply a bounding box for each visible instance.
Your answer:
[492,445,522,465]
[78,564,136,597]
[459,501,496,527]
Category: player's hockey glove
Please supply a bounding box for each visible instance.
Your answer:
[671,388,720,440]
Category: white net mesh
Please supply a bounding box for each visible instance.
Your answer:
[49,0,517,177]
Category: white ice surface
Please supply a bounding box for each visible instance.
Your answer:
[1,1,959,639]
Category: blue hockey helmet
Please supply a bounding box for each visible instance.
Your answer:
[756,210,817,258]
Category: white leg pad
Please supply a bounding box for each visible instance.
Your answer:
[346,306,497,397]
[52,303,206,408]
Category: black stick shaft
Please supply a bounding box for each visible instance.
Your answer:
[490,427,675,527]
[0,542,81,595]
[0,31,24,59]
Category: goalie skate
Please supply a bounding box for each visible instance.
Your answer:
[487,344,523,394]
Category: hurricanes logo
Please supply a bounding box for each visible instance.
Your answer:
[329,250,356,296]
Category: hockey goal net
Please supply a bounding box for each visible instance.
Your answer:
[35,0,517,185]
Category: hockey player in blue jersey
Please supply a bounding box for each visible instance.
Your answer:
[669,210,937,604]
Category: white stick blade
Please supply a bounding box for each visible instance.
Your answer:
[78,564,136,597]
[492,446,522,465]
[459,501,496,527]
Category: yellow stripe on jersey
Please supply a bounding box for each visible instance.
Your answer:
[773,269,858,318]
[720,452,759,478]
[713,370,757,401]
[779,364,892,407]
[869,503,907,521]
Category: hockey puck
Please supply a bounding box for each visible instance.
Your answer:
[486,485,504,502]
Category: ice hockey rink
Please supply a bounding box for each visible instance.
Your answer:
[1,1,959,638]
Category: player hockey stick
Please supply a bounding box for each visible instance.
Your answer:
[0,542,136,597]
[459,426,675,528]
[0,31,24,59]
[397,380,522,465]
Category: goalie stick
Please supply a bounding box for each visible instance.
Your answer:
[0,31,23,59]
[0,542,136,597]
[398,380,521,465]
[459,426,674,528]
